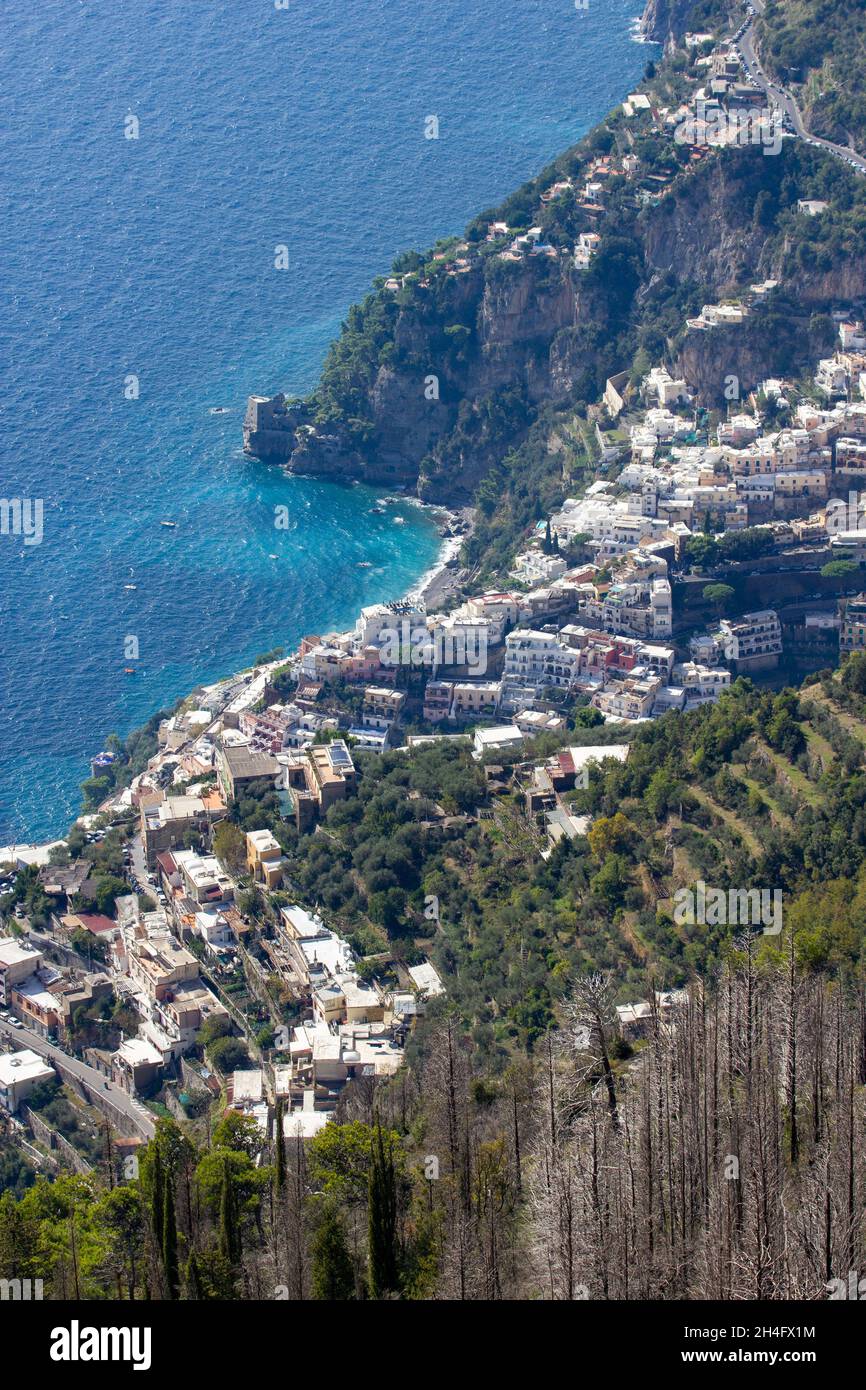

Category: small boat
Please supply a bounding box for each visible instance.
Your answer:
[160,520,177,528]
[268,553,277,559]
[124,668,136,675]
[209,406,230,415]
[370,506,385,516]
[393,515,405,525]
[124,584,137,590]
[357,560,372,568]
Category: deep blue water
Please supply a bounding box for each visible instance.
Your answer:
[0,0,652,844]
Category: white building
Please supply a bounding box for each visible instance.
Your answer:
[815,358,848,398]
[502,630,580,698]
[354,600,428,650]
[673,661,732,703]
[0,937,43,1004]
[473,725,525,758]
[408,961,445,999]
[592,675,661,721]
[840,321,866,351]
[718,414,760,447]
[574,231,601,270]
[580,575,672,639]
[193,908,235,956]
[172,849,234,906]
[689,631,725,665]
[623,93,652,116]
[642,366,690,407]
[277,905,355,989]
[719,610,782,671]
[510,550,567,585]
[0,1049,55,1113]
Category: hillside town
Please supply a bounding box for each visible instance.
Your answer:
[364,24,837,294]
[278,320,866,736]
[0,734,446,1144]
[9,0,866,1324]
[7,317,866,1161]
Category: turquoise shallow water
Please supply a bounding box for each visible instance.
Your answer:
[0,0,652,843]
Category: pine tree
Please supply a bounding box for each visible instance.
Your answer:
[0,1192,37,1281]
[368,1122,399,1298]
[543,519,552,554]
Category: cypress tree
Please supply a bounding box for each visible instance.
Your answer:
[311,1204,355,1300]
[275,1099,286,1191]
[150,1147,164,1247]
[368,1122,399,1298]
[185,1251,203,1301]
[219,1155,241,1267]
[162,1170,179,1299]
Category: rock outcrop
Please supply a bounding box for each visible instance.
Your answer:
[642,163,772,290]
[244,256,599,501]
[639,0,700,48]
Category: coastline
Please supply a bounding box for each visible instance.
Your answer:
[411,534,464,608]
[0,487,470,860]
[5,4,650,854]
[23,498,474,851]
[406,505,476,611]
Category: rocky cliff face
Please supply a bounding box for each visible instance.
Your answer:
[245,87,864,502]
[676,321,792,403]
[643,158,866,305]
[639,0,699,48]
[244,255,599,502]
[771,247,866,306]
[642,163,772,291]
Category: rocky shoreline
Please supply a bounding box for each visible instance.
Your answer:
[410,505,476,611]
[638,0,696,47]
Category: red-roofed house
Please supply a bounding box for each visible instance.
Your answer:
[61,912,121,939]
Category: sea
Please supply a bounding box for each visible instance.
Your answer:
[0,0,653,845]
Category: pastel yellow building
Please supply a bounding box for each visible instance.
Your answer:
[246,829,286,889]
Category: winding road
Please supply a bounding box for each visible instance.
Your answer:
[733,5,866,175]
